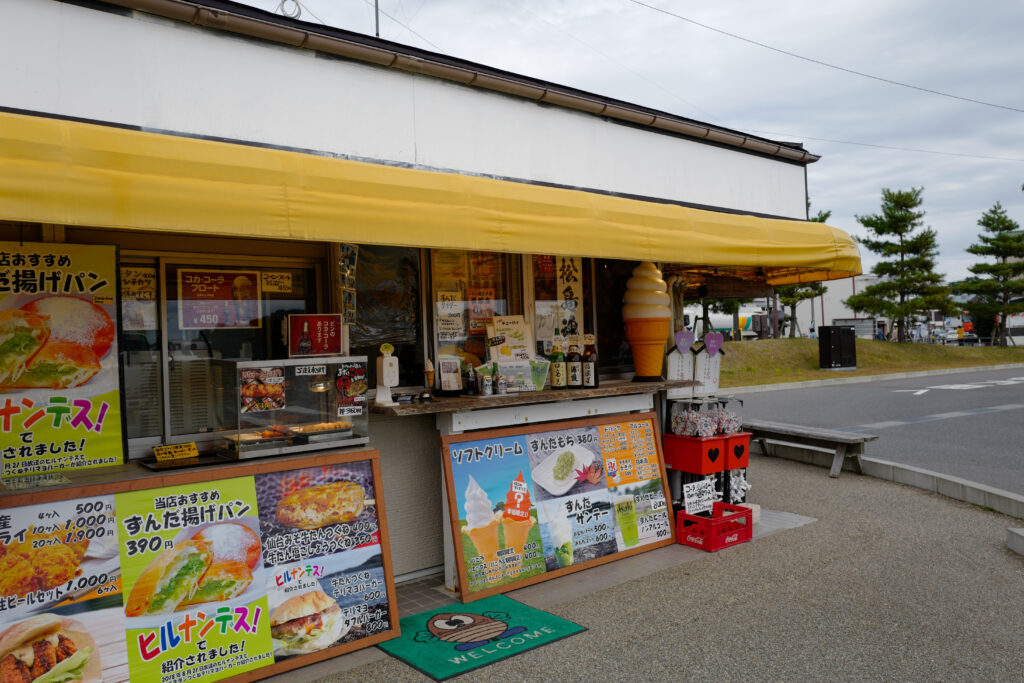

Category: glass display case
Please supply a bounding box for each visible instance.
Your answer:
[216,356,369,459]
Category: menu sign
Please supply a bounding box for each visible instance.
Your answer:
[288,314,343,358]
[178,269,262,330]
[0,451,399,683]
[240,367,285,413]
[441,413,673,601]
[120,266,158,332]
[0,241,124,477]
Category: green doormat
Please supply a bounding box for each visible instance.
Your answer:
[378,594,585,680]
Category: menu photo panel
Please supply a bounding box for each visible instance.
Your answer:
[441,412,675,602]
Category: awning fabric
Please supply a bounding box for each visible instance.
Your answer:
[0,111,859,284]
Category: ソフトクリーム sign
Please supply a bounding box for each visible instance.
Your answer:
[0,242,124,476]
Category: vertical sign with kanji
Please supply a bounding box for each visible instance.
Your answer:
[0,242,123,477]
[555,257,583,340]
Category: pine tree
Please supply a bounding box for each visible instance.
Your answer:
[959,202,1024,346]
[845,187,952,342]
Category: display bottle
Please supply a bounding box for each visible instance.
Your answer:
[566,341,583,389]
[549,343,567,390]
[582,334,599,388]
[298,321,313,355]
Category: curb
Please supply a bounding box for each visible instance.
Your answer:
[1008,528,1024,557]
[722,363,1024,395]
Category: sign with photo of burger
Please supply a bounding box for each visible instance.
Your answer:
[0,241,124,478]
[0,614,100,683]
[115,477,274,683]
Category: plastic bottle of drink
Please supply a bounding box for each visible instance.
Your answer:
[566,341,583,388]
[549,343,567,390]
[582,334,599,388]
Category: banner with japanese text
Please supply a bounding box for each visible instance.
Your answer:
[442,412,673,601]
[0,241,123,477]
[115,477,274,683]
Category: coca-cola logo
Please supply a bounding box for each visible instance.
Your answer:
[724,533,739,543]
[686,535,704,545]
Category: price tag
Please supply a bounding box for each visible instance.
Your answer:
[153,442,200,462]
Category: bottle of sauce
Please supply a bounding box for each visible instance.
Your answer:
[549,342,567,390]
[582,334,599,388]
[566,339,583,389]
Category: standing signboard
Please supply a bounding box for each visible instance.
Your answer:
[0,242,123,477]
[441,412,674,601]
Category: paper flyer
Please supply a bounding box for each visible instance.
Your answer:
[115,477,273,683]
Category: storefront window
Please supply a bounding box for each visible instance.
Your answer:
[531,255,593,359]
[119,263,162,440]
[595,259,636,372]
[163,263,317,437]
[430,250,515,371]
[349,245,422,387]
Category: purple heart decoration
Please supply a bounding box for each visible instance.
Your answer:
[704,331,725,356]
[675,329,695,354]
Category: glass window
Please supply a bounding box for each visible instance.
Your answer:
[164,264,317,437]
[531,255,593,359]
[349,245,422,387]
[119,263,162,440]
[595,259,636,372]
[430,250,513,370]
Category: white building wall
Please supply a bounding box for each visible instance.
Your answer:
[2,0,809,219]
[794,275,885,336]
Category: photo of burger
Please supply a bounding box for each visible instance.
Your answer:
[0,310,49,387]
[269,590,348,656]
[0,614,99,683]
[123,540,213,617]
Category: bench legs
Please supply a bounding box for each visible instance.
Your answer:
[828,443,847,478]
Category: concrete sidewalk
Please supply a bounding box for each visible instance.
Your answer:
[294,453,1024,681]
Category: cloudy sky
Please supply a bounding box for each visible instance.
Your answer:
[242,0,1023,281]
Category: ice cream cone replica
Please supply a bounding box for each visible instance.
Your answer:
[463,476,503,583]
[501,471,535,578]
[622,262,672,381]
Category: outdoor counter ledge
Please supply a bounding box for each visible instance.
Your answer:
[373,379,700,416]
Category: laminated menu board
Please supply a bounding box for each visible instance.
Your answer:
[441,412,674,601]
[0,449,398,683]
[0,241,124,477]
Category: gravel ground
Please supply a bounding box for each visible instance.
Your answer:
[313,454,1024,682]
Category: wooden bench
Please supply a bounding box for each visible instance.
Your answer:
[741,419,878,478]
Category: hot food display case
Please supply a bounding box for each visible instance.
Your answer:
[217,356,369,459]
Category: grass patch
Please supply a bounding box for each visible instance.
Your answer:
[719,338,1024,388]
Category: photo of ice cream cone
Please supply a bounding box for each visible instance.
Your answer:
[466,518,503,583]
[501,516,534,578]
[621,262,672,381]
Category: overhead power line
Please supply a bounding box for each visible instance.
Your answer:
[627,0,1024,114]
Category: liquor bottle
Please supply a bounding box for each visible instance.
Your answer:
[549,343,567,390]
[566,340,583,389]
[582,334,599,388]
[298,321,313,355]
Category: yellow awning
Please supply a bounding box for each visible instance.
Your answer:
[0,111,859,284]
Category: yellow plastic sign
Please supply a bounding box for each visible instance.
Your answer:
[153,442,200,462]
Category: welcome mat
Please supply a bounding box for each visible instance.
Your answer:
[378,594,585,680]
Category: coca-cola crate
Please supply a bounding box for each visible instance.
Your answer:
[725,432,752,469]
[676,502,752,552]
[663,434,725,474]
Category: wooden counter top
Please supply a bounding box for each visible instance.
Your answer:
[372,379,698,416]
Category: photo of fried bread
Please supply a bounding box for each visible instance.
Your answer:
[345,379,368,397]
[275,481,366,530]
[20,297,115,359]
[4,340,101,390]
[123,540,213,617]
[0,309,49,387]
[124,522,263,618]
[0,614,99,683]
[0,529,89,600]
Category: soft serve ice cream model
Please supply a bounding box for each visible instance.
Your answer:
[500,471,535,578]
[462,476,502,583]
[621,262,672,380]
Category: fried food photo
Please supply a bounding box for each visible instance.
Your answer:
[0,530,89,600]
[123,540,213,617]
[270,590,346,655]
[275,481,367,530]
[0,309,49,388]
[0,614,99,683]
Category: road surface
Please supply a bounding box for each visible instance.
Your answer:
[734,367,1024,496]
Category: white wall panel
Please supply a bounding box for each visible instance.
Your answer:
[3,0,808,218]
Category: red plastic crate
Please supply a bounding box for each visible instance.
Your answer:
[676,502,752,552]
[663,434,726,474]
[725,432,752,469]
